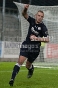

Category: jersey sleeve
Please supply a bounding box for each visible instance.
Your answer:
[42,24,49,37]
[27,16,35,24]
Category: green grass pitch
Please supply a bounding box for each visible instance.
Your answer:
[0,62,58,88]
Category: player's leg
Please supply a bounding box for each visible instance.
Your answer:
[26,48,40,78]
[9,41,28,86]
[9,55,26,86]
[26,60,34,78]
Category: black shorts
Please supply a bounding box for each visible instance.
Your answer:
[20,41,40,63]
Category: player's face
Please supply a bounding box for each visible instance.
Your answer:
[35,11,44,23]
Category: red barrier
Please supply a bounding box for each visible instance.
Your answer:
[47,44,58,58]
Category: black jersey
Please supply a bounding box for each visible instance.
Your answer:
[20,16,49,62]
[26,16,49,44]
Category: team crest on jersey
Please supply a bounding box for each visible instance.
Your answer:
[38,27,41,30]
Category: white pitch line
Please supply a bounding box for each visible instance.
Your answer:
[0,70,58,75]
[0,70,27,73]
[0,66,58,73]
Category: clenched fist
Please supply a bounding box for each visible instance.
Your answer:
[24,4,29,9]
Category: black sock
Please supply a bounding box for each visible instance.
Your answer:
[11,65,20,80]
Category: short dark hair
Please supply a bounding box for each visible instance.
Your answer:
[38,10,44,14]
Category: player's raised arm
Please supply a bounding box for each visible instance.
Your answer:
[22,4,29,19]
[30,35,49,43]
[37,36,49,43]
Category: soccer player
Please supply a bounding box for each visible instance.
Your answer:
[9,4,49,86]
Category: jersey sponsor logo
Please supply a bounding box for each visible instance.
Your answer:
[31,27,39,35]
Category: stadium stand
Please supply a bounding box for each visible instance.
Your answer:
[0,7,21,42]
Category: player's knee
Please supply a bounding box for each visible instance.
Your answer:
[17,58,23,65]
[18,56,26,65]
